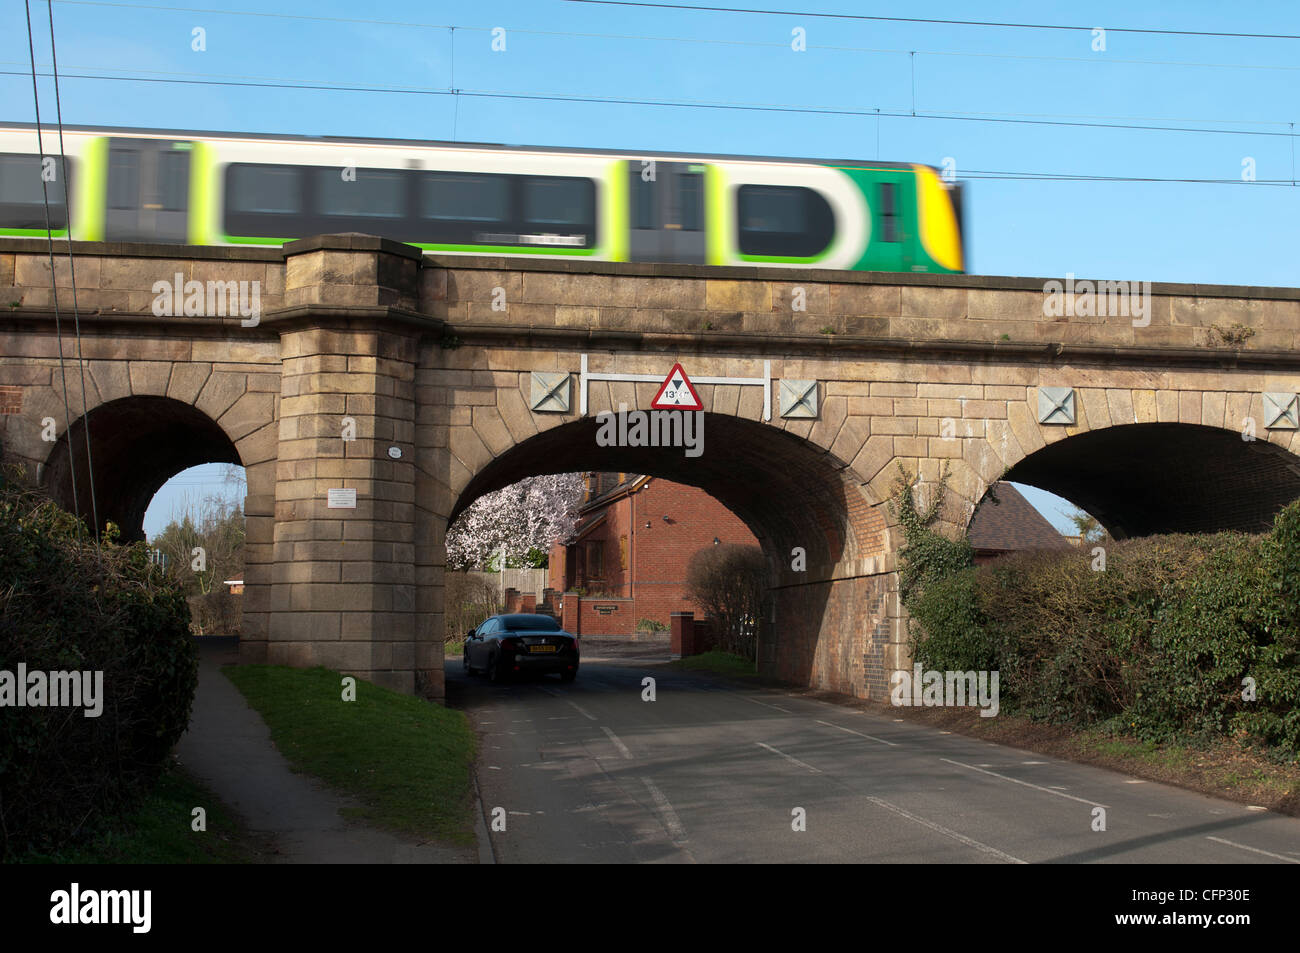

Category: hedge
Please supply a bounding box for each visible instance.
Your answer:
[0,470,198,858]
[900,475,1300,757]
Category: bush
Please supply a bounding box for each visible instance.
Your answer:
[686,543,767,660]
[444,572,500,642]
[901,487,1300,757]
[0,470,197,859]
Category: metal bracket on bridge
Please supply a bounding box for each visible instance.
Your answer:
[578,354,772,421]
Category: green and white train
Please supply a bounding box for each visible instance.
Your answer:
[0,123,965,273]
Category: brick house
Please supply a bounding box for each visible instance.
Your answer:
[968,482,1074,564]
[547,472,759,635]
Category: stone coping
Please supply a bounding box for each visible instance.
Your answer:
[4,237,1300,301]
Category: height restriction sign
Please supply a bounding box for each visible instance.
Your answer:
[650,363,703,410]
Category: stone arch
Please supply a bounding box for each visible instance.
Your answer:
[42,395,243,541]
[991,421,1300,538]
[436,411,895,696]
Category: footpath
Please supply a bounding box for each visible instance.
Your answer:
[175,638,479,864]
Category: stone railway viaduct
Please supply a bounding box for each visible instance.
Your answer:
[3,234,1300,702]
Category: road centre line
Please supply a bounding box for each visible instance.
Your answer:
[865,796,1027,864]
[539,686,598,721]
[737,694,792,713]
[640,776,690,848]
[755,741,822,773]
[941,758,1108,808]
[816,719,900,747]
[601,726,634,760]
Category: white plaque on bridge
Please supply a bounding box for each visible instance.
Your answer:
[327,488,357,509]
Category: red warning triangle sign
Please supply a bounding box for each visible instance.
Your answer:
[650,362,703,410]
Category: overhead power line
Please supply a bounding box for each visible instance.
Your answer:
[49,1,1300,73]
[561,0,1300,42]
[6,67,1298,140]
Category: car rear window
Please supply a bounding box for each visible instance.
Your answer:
[503,615,561,631]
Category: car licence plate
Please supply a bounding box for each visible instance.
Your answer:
[530,645,557,653]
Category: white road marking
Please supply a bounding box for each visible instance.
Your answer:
[601,726,634,760]
[1206,836,1300,863]
[1022,761,1048,765]
[816,719,899,747]
[941,758,1109,808]
[1124,779,1146,784]
[738,694,792,713]
[865,796,1026,864]
[755,741,821,773]
[538,686,597,720]
[640,777,689,847]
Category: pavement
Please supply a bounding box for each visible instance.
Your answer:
[175,638,475,864]
[453,656,1300,864]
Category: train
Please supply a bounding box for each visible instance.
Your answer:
[0,123,965,273]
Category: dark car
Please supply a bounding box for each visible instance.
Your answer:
[464,613,578,683]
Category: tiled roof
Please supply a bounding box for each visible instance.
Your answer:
[968,482,1073,554]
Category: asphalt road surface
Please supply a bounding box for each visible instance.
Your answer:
[447,654,1300,865]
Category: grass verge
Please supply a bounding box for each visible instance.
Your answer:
[670,650,758,678]
[19,758,270,863]
[223,664,478,846]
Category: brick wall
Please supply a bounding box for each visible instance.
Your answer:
[551,476,760,632]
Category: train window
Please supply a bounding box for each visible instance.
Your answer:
[422,172,507,222]
[878,182,900,242]
[736,184,833,257]
[316,168,405,218]
[158,150,190,212]
[226,164,303,215]
[523,176,593,227]
[629,166,655,229]
[107,149,140,210]
[675,172,703,231]
[0,153,71,228]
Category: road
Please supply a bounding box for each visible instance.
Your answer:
[447,653,1300,864]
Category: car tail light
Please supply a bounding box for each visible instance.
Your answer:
[500,637,518,651]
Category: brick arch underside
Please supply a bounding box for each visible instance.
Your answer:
[1004,422,1300,539]
[449,413,890,696]
[43,395,241,542]
[450,413,883,568]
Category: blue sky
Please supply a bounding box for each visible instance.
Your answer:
[6,0,1298,537]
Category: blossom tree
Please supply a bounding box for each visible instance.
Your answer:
[445,472,584,570]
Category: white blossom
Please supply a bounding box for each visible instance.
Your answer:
[445,473,583,570]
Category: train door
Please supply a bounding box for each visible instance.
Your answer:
[869,174,912,272]
[105,138,191,242]
[628,160,706,263]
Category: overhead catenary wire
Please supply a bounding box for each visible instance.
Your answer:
[561,0,1300,42]
[22,0,84,537]
[45,0,99,538]
[3,66,1296,140]
[4,65,1296,188]
[46,0,1300,74]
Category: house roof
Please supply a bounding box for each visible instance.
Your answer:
[582,473,650,512]
[968,482,1073,554]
